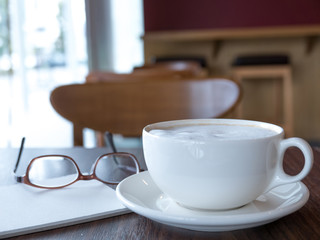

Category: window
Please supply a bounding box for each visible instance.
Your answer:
[0,0,87,147]
[0,0,144,147]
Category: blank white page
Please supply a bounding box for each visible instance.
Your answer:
[0,180,129,239]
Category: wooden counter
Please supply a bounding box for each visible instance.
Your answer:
[144,24,320,41]
[144,24,320,55]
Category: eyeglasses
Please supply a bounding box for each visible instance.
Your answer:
[13,137,141,189]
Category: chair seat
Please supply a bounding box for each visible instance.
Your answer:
[152,56,207,68]
[232,55,290,66]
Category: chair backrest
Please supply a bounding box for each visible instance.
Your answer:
[86,61,207,84]
[86,70,185,83]
[134,60,207,78]
[50,78,241,146]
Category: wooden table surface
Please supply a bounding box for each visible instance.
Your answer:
[2,147,320,240]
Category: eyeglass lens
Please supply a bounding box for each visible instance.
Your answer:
[27,154,138,188]
[28,156,78,188]
[95,154,138,184]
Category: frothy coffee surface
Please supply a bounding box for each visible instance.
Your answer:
[149,124,277,141]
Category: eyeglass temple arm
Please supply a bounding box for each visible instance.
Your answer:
[14,137,25,174]
[13,137,25,183]
[104,131,117,153]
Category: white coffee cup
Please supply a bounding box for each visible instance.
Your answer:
[142,119,313,210]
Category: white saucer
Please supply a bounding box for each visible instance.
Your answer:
[116,171,309,232]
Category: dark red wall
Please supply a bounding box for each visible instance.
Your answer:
[144,0,320,32]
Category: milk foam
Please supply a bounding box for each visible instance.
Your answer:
[149,124,277,141]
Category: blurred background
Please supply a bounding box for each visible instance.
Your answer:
[0,0,319,148]
[0,0,143,147]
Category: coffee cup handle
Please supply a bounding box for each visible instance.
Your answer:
[265,137,313,192]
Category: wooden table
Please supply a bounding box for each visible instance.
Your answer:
[1,147,320,240]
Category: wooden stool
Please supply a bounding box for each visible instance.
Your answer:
[232,55,293,137]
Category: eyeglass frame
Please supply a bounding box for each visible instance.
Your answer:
[14,137,141,189]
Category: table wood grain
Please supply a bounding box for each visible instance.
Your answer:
[4,147,320,240]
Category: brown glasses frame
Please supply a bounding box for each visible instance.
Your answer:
[15,152,141,189]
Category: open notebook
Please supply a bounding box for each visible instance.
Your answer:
[0,147,141,239]
[0,180,130,239]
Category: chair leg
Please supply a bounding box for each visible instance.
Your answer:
[73,124,83,146]
[96,132,105,147]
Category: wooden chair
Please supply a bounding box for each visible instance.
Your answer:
[133,60,208,78]
[85,67,209,145]
[86,61,206,83]
[86,69,186,83]
[86,69,203,145]
[232,55,293,137]
[50,78,242,146]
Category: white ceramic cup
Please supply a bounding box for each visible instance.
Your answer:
[142,119,313,210]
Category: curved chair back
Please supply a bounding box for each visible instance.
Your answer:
[50,78,241,146]
[86,70,184,83]
[134,60,207,78]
